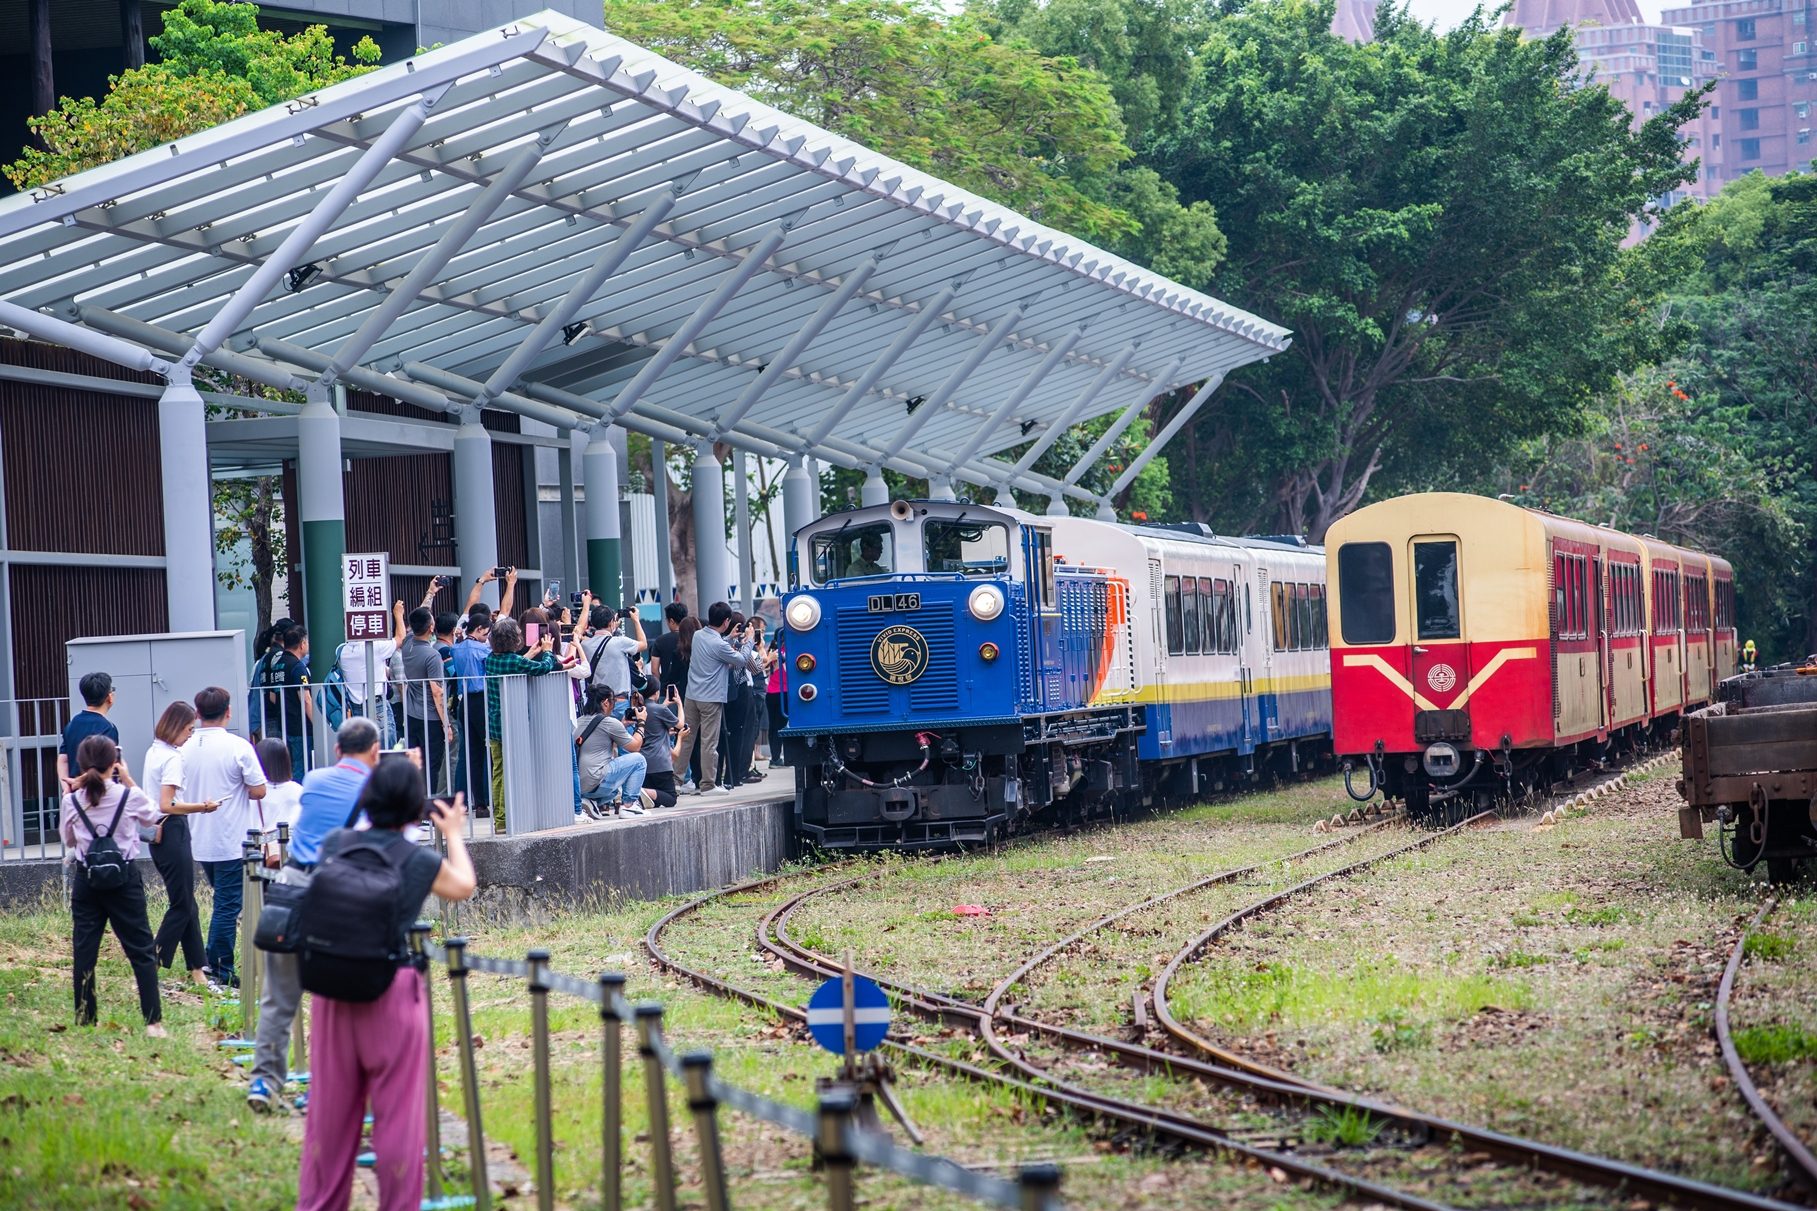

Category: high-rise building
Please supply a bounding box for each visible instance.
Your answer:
[1661,0,1817,187]
[1333,0,1380,43]
[1506,0,1723,205]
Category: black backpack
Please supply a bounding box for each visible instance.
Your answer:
[297,832,413,1003]
[68,789,131,892]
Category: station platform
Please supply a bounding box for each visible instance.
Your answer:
[0,777,797,913]
[464,778,796,921]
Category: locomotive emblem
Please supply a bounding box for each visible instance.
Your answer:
[870,624,929,686]
[1426,663,1458,693]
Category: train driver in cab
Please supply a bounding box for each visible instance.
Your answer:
[848,532,889,577]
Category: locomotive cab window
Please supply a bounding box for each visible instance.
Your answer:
[1412,540,1461,641]
[1337,542,1395,645]
[810,523,895,583]
[924,518,1010,577]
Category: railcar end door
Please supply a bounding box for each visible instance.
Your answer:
[1408,537,1470,724]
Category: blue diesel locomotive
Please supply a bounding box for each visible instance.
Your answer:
[781,499,1332,850]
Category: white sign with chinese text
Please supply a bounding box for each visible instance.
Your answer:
[343,552,390,641]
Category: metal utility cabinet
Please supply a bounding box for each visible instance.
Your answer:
[65,631,249,773]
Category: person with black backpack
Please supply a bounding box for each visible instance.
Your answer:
[59,734,168,1036]
[295,759,475,1211]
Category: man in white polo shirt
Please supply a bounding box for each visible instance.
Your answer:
[181,686,268,989]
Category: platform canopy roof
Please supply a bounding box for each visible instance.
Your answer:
[0,10,1288,503]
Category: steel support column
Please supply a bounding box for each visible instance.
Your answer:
[614,426,635,604]
[158,370,215,632]
[559,430,582,590]
[584,425,621,602]
[651,438,675,606]
[860,468,888,508]
[927,474,954,500]
[453,410,500,609]
[733,451,753,614]
[692,445,730,611]
[297,383,347,675]
[1099,372,1226,519]
[781,457,814,580]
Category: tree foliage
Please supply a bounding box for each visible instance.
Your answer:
[6,0,377,190]
[1155,0,1704,539]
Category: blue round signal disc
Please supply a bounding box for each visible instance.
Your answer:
[806,976,891,1054]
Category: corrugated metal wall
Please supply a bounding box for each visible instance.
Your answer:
[10,565,169,701]
[0,340,173,700]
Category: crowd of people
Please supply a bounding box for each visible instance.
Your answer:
[54,579,792,1209]
[244,571,792,830]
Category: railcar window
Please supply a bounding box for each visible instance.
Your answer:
[1211,579,1232,653]
[1165,575,1183,655]
[924,518,1010,576]
[1313,584,1329,647]
[1337,542,1395,645]
[1271,581,1287,650]
[1183,578,1202,654]
[1297,584,1313,650]
[1205,579,1219,652]
[810,523,895,584]
[1412,541,1461,641]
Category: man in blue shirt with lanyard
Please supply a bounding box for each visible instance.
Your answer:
[247,717,382,1112]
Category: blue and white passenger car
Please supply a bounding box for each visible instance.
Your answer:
[781,500,1331,850]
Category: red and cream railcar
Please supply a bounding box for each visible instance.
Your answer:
[1326,493,1735,818]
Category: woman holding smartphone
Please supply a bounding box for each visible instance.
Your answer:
[140,701,220,986]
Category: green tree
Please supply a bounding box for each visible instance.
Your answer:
[601,0,1225,282]
[6,2,378,634]
[6,0,377,190]
[1155,0,1704,539]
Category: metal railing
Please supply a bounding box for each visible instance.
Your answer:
[233,840,1062,1211]
[0,697,74,860]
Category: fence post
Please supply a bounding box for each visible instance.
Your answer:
[679,1052,731,1211]
[443,938,493,1211]
[409,924,445,1203]
[527,949,556,1211]
[1017,1162,1063,1211]
[634,1003,679,1211]
[239,832,263,1038]
[274,823,307,1075]
[598,972,626,1211]
[816,1090,856,1211]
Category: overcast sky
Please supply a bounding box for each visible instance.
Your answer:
[1402,0,1665,26]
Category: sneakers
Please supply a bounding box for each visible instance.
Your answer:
[145,1023,168,1039]
[681,780,699,794]
[247,1076,278,1114]
[639,789,660,812]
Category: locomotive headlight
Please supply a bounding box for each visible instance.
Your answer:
[979,642,1000,662]
[797,683,818,702]
[795,653,816,673]
[785,596,821,632]
[968,584,1005,621]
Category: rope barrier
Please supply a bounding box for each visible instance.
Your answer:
[409,933,1058,1210]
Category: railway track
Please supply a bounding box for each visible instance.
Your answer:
[1716,898,1817,1197]
[646,779,1799,1210]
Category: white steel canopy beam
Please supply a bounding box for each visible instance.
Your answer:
[1102,371,1226,506]
[0,301,171,376]
[878,302,1024,462]
[1005,343,1145,481]
[179,87,448,373]
[599,223,791,423]
[942,323,1085,471]
[709,254,878,439]
[314,134,558,388]
[469,189,677,408]
[1062,354,1185,486]
[805,281,958,447]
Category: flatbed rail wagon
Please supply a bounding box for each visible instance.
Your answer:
[1679,663,1817,882]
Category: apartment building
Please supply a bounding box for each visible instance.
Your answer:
[1662,0,1817,185]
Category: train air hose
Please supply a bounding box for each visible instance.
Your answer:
[1343,756,1381,802]
[823,732,936,791]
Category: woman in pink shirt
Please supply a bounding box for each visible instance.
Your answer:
[61,735,168,1036]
